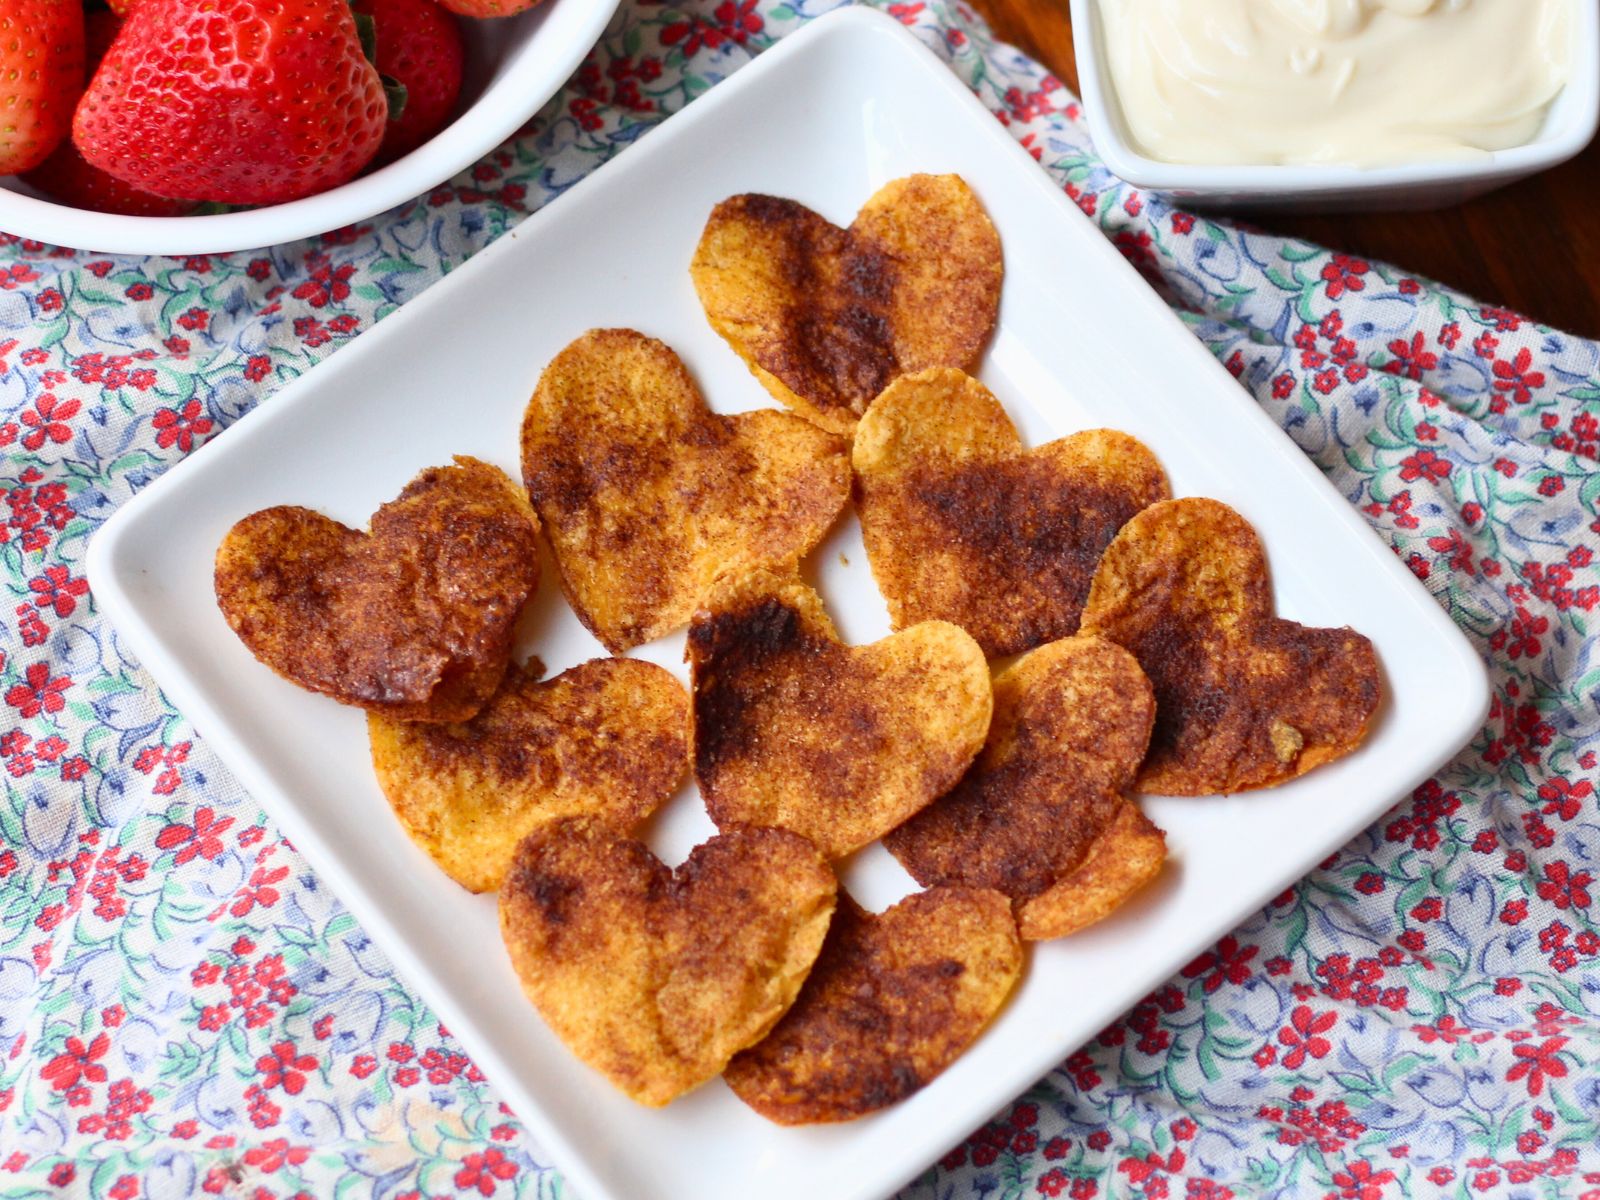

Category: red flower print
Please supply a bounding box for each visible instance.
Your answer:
[1492,347,1546,405]
[28,565,88,618]
[1382,332,1437,381]
[41,1033,109,1092]
[1500,606,1548,660]
[1171,212,1195,234]
[1320,254,1368,299]
[888,2,925,23]
[1540,777,1593,821]
[1426,529,1475,575]
[152,400,213,452]
[231,864,290,916]
[295,262,355,308]
[1537,861,1592,910]
[1506,1036,1568,1096]
[155,806,235,865]
[1398,449,1450,482]
[1182,937,1258,993]
[1330,1160,1395,1200]
[256,1042,317,1095]
[244,356,272,383]
[6,662,72,718]
[18,394,79,451]
[1038,1168,1069,1197]
[1277,1005,1336,1069]
[241,1138,309,1172]
[1414,1015,1490,1045]
[1,262,39,289]
[453,1149,519,1195]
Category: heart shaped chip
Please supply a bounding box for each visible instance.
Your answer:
[689,568,992,859]
[723,887,1021,1124]
[691,175,1003,435]
[215,456,538,723]
[885,635,1166,939]
[1079,498,1382,794]
[499,818,837,1107]
[522,329,849,653]
[854,368,1170,658]
[369,657,689,893]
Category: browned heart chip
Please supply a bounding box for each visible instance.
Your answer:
[691,175,1003,435]
[853,368,1170,658]
[214,456,539,723]
[689,568,992,859]
[1079,497,1382,794]
[368,657,689,893]
[723,887,1021,1124]
[499,818,837,1107]
[884,635,1166,940]
[522,329,849,653]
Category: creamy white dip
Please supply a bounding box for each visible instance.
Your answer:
[1098,0,1573,166]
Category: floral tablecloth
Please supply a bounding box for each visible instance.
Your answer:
[2,1,1598,1197]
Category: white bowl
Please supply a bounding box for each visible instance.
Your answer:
[0,0,620,254]
[1068,0,1600,211]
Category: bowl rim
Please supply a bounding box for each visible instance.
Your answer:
[0,0,622,256]
[1067,0,1600,196]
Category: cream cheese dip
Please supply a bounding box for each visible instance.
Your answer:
[1098,0,1573,166]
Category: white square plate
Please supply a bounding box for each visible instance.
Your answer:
[87,10,1491,1200]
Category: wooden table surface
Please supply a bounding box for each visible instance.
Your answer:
[966,0,1600,340]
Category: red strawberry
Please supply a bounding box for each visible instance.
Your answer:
[354,0,465,166]
[0,1,85,176]
[435,0,545,18]
[25,11,195,217]
[73,0,389,206]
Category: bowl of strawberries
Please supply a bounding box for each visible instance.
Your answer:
[0,0,619,254]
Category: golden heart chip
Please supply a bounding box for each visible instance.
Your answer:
[1080,497,1382,794]
[369,657,689,893]
[214,456,538,723]
[499,818,836,1107]
[724,887,1021,1124]
[885,635,1166,939]
[689,568,991,859]
[691,175,1002,434]
[522,329,849,652]
[854,368,1169,658]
